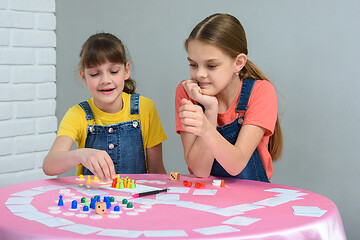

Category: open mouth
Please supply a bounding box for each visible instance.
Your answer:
[99,88,115,92]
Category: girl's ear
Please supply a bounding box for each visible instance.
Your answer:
[234,53,247,73]
[80,70,87,85]
[124,62,131,80]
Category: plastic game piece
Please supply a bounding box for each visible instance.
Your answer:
[195,182,201,188]
[71,200,77,209]
[84,198,89,207]
[201,182,205,187]
[58,195,64,206]
[90,198,96,209]
[126,202,133,208]
[220,179,225,188]
[93,176,99,182]
[170,172,181,181]
[95,202,106,214]
[105,197,111,209]
[83,205,89,212]
[110,196,115,202]
[131,179,136,189]
[116,178,120,189]
[111,178,116,188]
[78,174,84,180]
[187,182,192,187]
[114,206,120,212]
[122,199,128,205]
[132,178,136,188]
[86,175,91,183]
[126,178,131,188]
[81,197,86,203]
[183,180,188,186]
[119,179,124,189]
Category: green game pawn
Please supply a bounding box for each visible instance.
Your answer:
[120,179,124,189]
[122,199,128,204]
[127,202,133,208]
[110,196,115,202]
[81,197,86,203]
[130,179,136,189]
[84,198,89,207]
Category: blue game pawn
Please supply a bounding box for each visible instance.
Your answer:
[58,195,64,206]
[105,197,111,209]
[114,205,120,212]
[71,200,77,209]
[83,205,89,212]
[90,198,96,209]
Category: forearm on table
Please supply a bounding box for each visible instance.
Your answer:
[185,135,214,178]
[201,128,250,176]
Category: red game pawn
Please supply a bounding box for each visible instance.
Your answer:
[187,182,192,187]
[195,182,201,188]
[183,180,188,186]
[111,178,116,188]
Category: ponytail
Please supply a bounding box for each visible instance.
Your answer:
[123,77,136,94]
[240,60,283,161]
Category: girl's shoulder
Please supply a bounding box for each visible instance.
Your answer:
[250,80,277,101]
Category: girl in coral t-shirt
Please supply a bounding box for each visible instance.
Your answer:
[175,13,283,181]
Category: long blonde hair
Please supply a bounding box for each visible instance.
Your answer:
[185,13,283,160]
[79,32,136,94]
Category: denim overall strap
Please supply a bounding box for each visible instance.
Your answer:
[130,94,140,115]
[210,78,269,182]
[79,101,94,120]
[80,94,147,175]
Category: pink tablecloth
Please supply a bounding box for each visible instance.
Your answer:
[0,174,346,239]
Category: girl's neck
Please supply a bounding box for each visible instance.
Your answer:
[93,94,123,114]
[216,76,241,113]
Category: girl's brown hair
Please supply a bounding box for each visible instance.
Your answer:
[79,32,136,94]
[185,13,283,161]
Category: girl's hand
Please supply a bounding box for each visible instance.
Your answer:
[178,98,213,137]
[182,79,217,109]
[77,148,116,182]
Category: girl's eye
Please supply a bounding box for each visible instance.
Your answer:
[208,65,217,69]
[89,73,98,77]
[110,71,119,74]
[189,64,197,68]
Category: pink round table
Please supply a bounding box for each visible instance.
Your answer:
[0,174,346,239]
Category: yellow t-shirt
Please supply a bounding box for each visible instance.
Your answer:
[57,93,167,175]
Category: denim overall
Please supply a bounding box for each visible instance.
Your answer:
[79,94,147,175]
[210,79,269,182]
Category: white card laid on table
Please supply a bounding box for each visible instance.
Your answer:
[144,230,188,237]
[193,225,240,235]
[59,224,103,235]
[5,197,33,205]
[223,216,261,226]
[292,206,327,217]
[97,229,143,238]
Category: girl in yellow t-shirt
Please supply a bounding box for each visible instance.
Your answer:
[43,33,167,182]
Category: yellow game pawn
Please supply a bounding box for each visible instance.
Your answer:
[93,176,99,182]
[116,178,120,189]
[78,174,84,180]
[86,175,91,183]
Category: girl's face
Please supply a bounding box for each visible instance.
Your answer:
[187,40,244,98]
[80,59,130,113]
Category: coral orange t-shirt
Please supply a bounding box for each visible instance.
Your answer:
[174,79,278,179]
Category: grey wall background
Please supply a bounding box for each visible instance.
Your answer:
[57,0,359,238]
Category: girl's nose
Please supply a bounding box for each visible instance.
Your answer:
[100,73,112,84]
[195,67,207,80]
